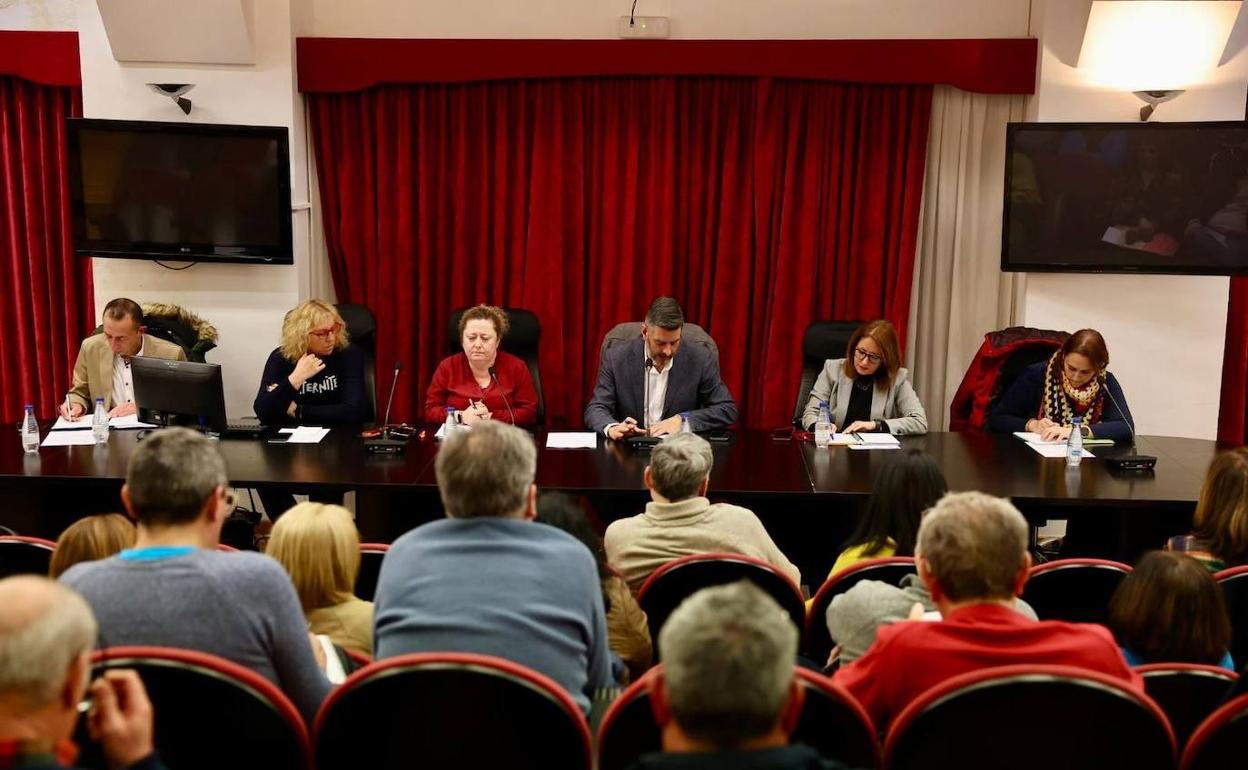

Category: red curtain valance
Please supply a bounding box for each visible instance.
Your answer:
[296,37,1036,95]
[0,31,81,87]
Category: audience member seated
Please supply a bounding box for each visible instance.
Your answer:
[373,422,613,713]
[832,491,1142,730]
[423,304,539,426]
[627,581,850,770]
[605,433,800,594]
[0,575,165,770]
[798,319,928,435]
[267,502,373,658]
[1109,550,1234,670]
[536,491,652,683]
[59,428,329,724]
[49,514,136,579]
[827,450,946,575]
[1165,447,1248,571]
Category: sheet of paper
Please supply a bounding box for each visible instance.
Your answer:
[1026,442,1095,459]
[51,415,89,431]
[277,426,330,444]
[848,443,901,451]
[41,430,98,447]
[1014,431,1058,444]
[827,433,861,446]
[435,424,473,440]
[108,414,158,430]
[856,433,900,445]
[546,432,597,449]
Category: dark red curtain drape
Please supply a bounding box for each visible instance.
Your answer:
[0,75,89,424]
[1219,277,1248,446]
[309,77,931,429]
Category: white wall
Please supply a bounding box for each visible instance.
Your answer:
[1025,0,1247,439]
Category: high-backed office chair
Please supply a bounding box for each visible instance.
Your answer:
[448,307,544,425]
[336,303,378,423]
[91,302,219,363]
[791,320,862,427]
[883,665,1175,770]
[313,652,592,770]
[596,666,880,770]
[948,326,1069,431]
[599,321,719,365]
[1137,663,1239,750]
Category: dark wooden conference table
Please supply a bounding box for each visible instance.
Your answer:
[0,426,1219,582]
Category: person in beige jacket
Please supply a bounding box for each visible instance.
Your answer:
[61,298,186,419]
[605,433,801,594]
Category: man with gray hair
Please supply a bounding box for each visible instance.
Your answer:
[60,427,329,724]
[605,433,799,593]
[630,581,849,769]
[374,421,613,713]
[0,576,164,770]
[833,491,1142,730]
[585,296,737,439]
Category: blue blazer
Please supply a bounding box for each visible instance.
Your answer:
[988,361,1135,443]
[584,339,737,433]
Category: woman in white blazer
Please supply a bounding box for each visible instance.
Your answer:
[800,319,928,435]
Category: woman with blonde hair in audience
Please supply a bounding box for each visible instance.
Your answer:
[267,502,373,657]
[1166,447,1248,571]
[49,513,136,579]
[1109,551,1234,669]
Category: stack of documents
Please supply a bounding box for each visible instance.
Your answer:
[845,433,901,451]
[545,433,597,449]
[50,414,156,431]
[277,426,330,444]
[1013,432,1097,459]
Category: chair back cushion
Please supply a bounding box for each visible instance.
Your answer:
[354,543,389,602]
[599,322,718,365]
[1215,566,1248,670]
[448,307,544,424]
[804,557,917,663]
[1181,692,1248,770]
[1138,664,1239,750]
[335,303,377,423]
[1021,558,1131,625]
[948,326,1068,431]
[792,321,862,425]
[0,536,56,579]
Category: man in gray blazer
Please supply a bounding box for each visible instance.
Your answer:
[584,298,737,439]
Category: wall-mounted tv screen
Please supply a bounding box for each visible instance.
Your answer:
[68,118,293,265]
[1003,121,1248,275]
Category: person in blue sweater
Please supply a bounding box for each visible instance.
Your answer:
[989,328,1135,443]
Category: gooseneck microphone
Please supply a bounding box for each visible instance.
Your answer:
[380,360,401,430]
[488,366,516,425]
[1102,380,1157,471]
[365,360,406,454]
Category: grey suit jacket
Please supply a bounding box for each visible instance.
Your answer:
[584,339,737,433]
[800,358,928,435]
[68,333,187,412]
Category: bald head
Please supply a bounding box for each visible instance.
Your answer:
[0,576,96,708]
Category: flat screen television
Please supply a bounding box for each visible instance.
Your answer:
[1003,121,1248,275]
[68,118,293,265]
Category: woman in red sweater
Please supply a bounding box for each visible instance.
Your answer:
[423,304,539,426]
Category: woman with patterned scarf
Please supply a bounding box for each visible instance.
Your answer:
[988,329,1135,443]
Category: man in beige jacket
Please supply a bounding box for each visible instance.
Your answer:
[60,298,186,419]
[605,432,801,593]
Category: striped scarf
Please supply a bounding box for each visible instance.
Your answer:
[1039,350,1106,426]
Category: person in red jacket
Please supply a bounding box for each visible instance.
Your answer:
[423,304,539,427]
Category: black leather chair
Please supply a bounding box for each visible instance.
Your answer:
[1021,558,1132,625]
[1137,663,1239,750]
[883,665,1175,770]
[792,321,862,427]
[78,647,311,770]
[354,542,388,602]
[313,652,592,770]
[1181,692,1248,770]
[448,307,544,425]
[596,667,880,770]
[599,321,719,365]
[636,553,805,657]
[0,536,56,579]
[804,557,917,664]
[1215,566,1248,669]
[336,303,378,423]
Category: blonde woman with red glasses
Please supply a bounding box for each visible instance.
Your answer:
[254,299,367,426]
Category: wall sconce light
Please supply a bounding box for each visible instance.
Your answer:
[1133,89,1185,121]
[1078,1,1239,121]
[147,83,194,115]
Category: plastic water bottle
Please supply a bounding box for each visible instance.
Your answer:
[1066,416,1083,467]
[444,407,458,438]
[815,401,833,448]
[680,411,693,434]
[20,405,38,453]
[93,397,109,444]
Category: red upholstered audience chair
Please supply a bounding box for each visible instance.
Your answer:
[883,665,1175,770]
[1180,692,1248,770]
[1021,557,1132,625]
[805,557,916,664]
[0,535,56,578]
[1214,565,1248,670]
[636,553,806,656]
[596,666,879,770]
[1137,663,1239,750]
[353,542,389,601]
[79,647,311,770]
[313,652,592,770]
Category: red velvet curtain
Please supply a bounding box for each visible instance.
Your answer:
[1219,277,1248,446]
[309,77,931,428]
[0,76,89,423]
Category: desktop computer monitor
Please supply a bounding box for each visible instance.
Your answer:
[132,357,228,434]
